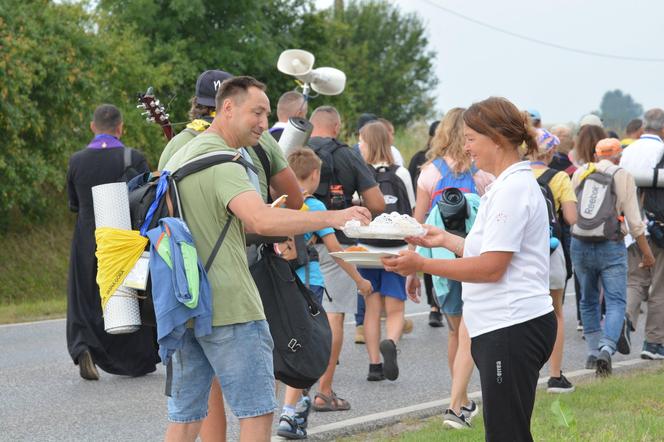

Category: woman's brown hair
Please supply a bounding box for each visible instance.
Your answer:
[575,125,607,164]
[463,97,538,157]
[359,121,394,165]
[426,107,468,173]
[188,96,215,120]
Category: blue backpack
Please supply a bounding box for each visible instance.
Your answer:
[429,158,477,210]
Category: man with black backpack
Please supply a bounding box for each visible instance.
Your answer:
[161,76,371,442]
[306,106,385,412]
[156,69,304,441]
[620,108,664,360]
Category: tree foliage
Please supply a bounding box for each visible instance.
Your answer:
[0,0,437,231]
[292,0,437,132]
[0,0,169,229]
[599,89,643,132]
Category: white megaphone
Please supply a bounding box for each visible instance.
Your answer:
[309,67,346,95]
[277,49,315,77]
[277,49,346,97]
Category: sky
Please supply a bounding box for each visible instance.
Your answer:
[315,0,664,126]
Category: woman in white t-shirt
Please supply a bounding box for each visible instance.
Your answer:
[413,107,494,428]
[357,121,415,383]
[384,97,556,442]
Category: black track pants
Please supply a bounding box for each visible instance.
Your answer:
[471,312,556,442]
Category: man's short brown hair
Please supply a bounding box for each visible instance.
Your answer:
[287,147,322,180]
[215,76,267,111]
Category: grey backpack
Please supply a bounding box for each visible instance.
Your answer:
[572,164,622,242]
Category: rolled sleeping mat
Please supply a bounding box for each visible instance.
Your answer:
[278,117,313,155]
[631,168,664,188]
[92,182,141,334]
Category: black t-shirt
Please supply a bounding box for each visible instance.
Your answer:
[309,137,377,204]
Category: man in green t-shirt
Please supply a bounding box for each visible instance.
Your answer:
[160,69,304,441]
[163,76,371,442]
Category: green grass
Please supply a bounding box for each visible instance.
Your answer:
[0,202,72,323]
[343,368,664,441]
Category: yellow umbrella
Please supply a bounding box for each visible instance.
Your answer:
[95,227,148,308]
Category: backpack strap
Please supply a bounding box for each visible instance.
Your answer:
[124,147,132,169]
[117,147,133,181]
[433,158,449,175]
[172,151,257,181]
[205,216,233,272]
[537,168,559,186]
[253,143,272,203]
[171,152,257,272]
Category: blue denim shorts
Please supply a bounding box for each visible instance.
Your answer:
[359,268,407,301]
[440,279,463,317]
[167,320,277,423]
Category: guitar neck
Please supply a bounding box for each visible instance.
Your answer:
[138,89,174,141]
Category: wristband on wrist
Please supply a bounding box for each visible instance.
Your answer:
[453,239,464,257]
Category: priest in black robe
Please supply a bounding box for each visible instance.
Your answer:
[66,104,159,380]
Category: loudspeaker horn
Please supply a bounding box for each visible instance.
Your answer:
[277,49,315,77]
[309,67,346,96]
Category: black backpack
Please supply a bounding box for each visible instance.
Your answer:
[643,153,664,223]
[536,168,563,254]
[362,164,412,248]
[308,137,346,210]
[250,246,332,389]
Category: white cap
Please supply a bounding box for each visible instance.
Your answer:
[579,114,603,128]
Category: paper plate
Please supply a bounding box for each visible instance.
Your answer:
[329,251,398,269]
[341,226,422,240]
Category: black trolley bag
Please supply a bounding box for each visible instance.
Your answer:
[250,246,332,389]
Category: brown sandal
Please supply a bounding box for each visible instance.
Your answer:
[312,391,351,411]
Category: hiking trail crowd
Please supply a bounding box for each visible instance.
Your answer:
[65,69,664,442]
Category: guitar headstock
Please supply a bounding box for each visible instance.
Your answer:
[137,87,174,140]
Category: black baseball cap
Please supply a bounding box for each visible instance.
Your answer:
[357,113,378,132]
[195,70,234,107]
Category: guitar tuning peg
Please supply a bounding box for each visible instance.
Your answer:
[155,99,161,106]
[141,111,150,117]
[136,104,145,109]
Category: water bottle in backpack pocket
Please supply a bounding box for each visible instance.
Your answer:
[571,164,623,242]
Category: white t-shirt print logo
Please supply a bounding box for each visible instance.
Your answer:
[495,212,508,223]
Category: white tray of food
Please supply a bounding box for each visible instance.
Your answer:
[342,212,425,240]
[330,247,398,269]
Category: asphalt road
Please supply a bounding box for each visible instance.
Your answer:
[0,288,647,441]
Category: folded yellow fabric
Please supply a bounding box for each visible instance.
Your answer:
[95,227,148,308]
